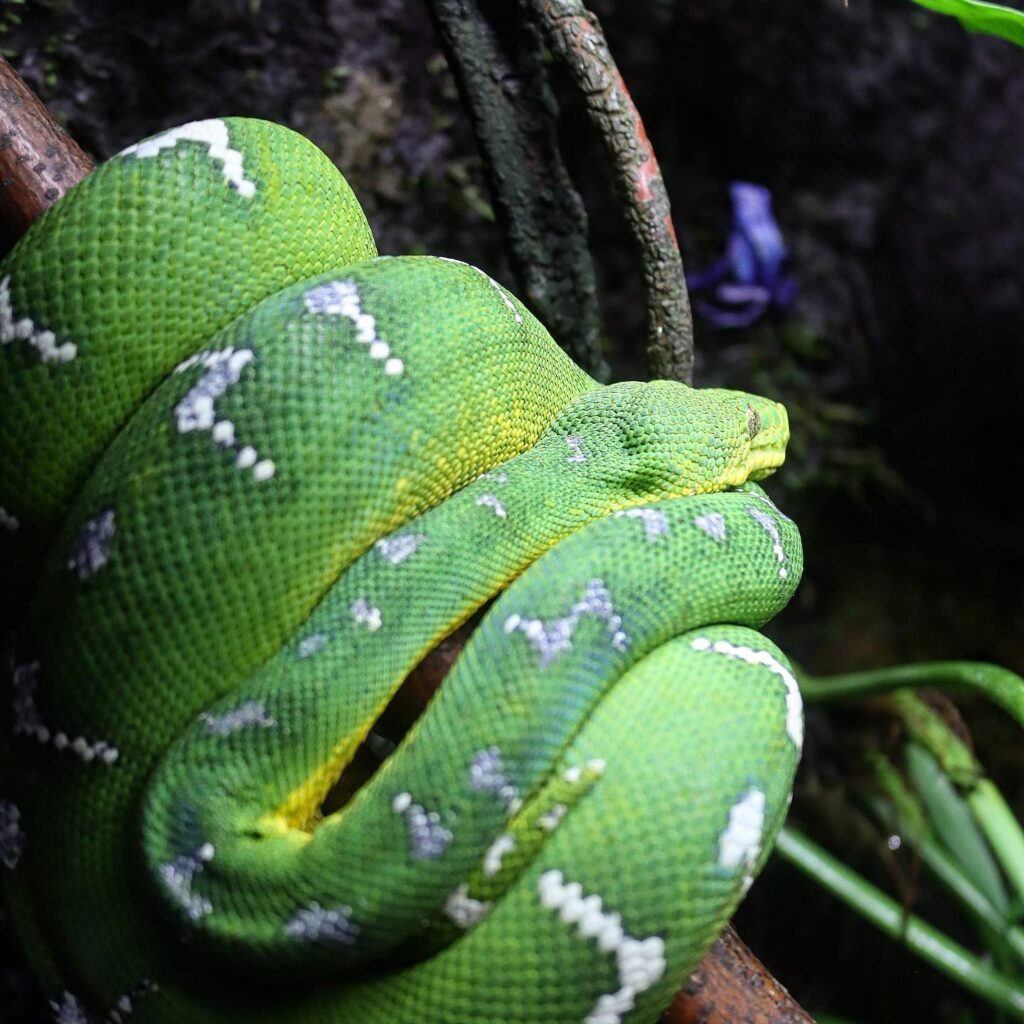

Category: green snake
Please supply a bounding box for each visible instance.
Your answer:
[0,118,804,1024]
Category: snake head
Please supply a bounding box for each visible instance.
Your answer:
[678,385,789,488]
[569,380,790,498]
[731,391,790,482]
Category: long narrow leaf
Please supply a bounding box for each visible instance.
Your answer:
[910,0,1024,48]
[904,742,1010,913]
[775,827,1024,1018]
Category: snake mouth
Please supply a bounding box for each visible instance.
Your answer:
[746,445,786,481]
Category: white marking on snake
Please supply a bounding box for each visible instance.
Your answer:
[120,119,257,198]
[437,256,523,324]
[104,979,160,1024]
[158,843,215,920]
[392,796,452,860]
[200,700,275,735]
[476,493,507,518]
[302,279,405,376]
[504,580,629,667]
[444,883,492,929]
[468,747,519,810]
[0,800,23,869]
[564,759,607,784]
[350,597,382,631]
[742,486,794,523]
[538,870,666,1024]
[718,787,766,894]
[0,506,18,532]
[11,662,47,742]
[50,992,88,1024]
[375,532,428,564]
[211,420,235,446]
[297,633,327,659]
[690,637,803,749]
[284,902,359,945]
[67,508,116,580]
[174,346,274,481]
[483,833,516,877]
[537,803,568,832]
[746,506,789,578]
[0,275,77,362]
[614,507,669,541]
[566,435,586,463]
[12,661,119,764]
[174,349,252,426]
[479,470,509,485]
[694,512,727,542]
[469,747,508,792]
[235,446,257,469]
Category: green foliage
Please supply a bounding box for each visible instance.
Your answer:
[910,0,1024,47]
[789,665,1024,1019]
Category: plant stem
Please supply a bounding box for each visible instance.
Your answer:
[775,826,1024,1019]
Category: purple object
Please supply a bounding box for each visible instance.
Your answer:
[688,182,796,328]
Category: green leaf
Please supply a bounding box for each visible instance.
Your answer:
[905,742,1010,914]
[910,0,1024,48]
[775,827,1024,1018]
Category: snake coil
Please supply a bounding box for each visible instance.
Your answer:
[0,118,803,1024]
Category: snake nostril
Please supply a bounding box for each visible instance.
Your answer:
[746,405,761,440]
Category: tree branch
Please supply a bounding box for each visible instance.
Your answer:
[0,57,93,256]
[427,0,608,378]
[523,0,694,383]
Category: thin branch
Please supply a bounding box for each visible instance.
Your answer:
[776,827,1024,1020]
[427,0,608,378]
[0,57,93,256]
[524,0,694,383]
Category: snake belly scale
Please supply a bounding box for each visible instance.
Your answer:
[0,117,803,1024]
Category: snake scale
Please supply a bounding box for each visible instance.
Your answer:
[0,118,804,1024]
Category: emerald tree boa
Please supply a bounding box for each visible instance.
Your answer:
[0,118,803,1024]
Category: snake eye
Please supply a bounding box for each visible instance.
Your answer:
[746,404,761,439]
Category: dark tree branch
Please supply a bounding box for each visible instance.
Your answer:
[666,926,815,1024]
[524,0,694,383]
[0,57,94,257]
[428,0,608,378]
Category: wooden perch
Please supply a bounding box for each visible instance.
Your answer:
[0,58,93,252]
[0,53,812,1024]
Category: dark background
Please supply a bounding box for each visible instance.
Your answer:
[2,1,1022,1021]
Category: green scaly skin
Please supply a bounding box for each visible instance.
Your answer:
[0,118,804,1024]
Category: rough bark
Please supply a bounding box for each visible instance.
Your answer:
[0,56,94,254]
[524,0,694,383]
[428,0,608,377]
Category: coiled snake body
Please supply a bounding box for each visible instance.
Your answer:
[0,119,803,1024]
